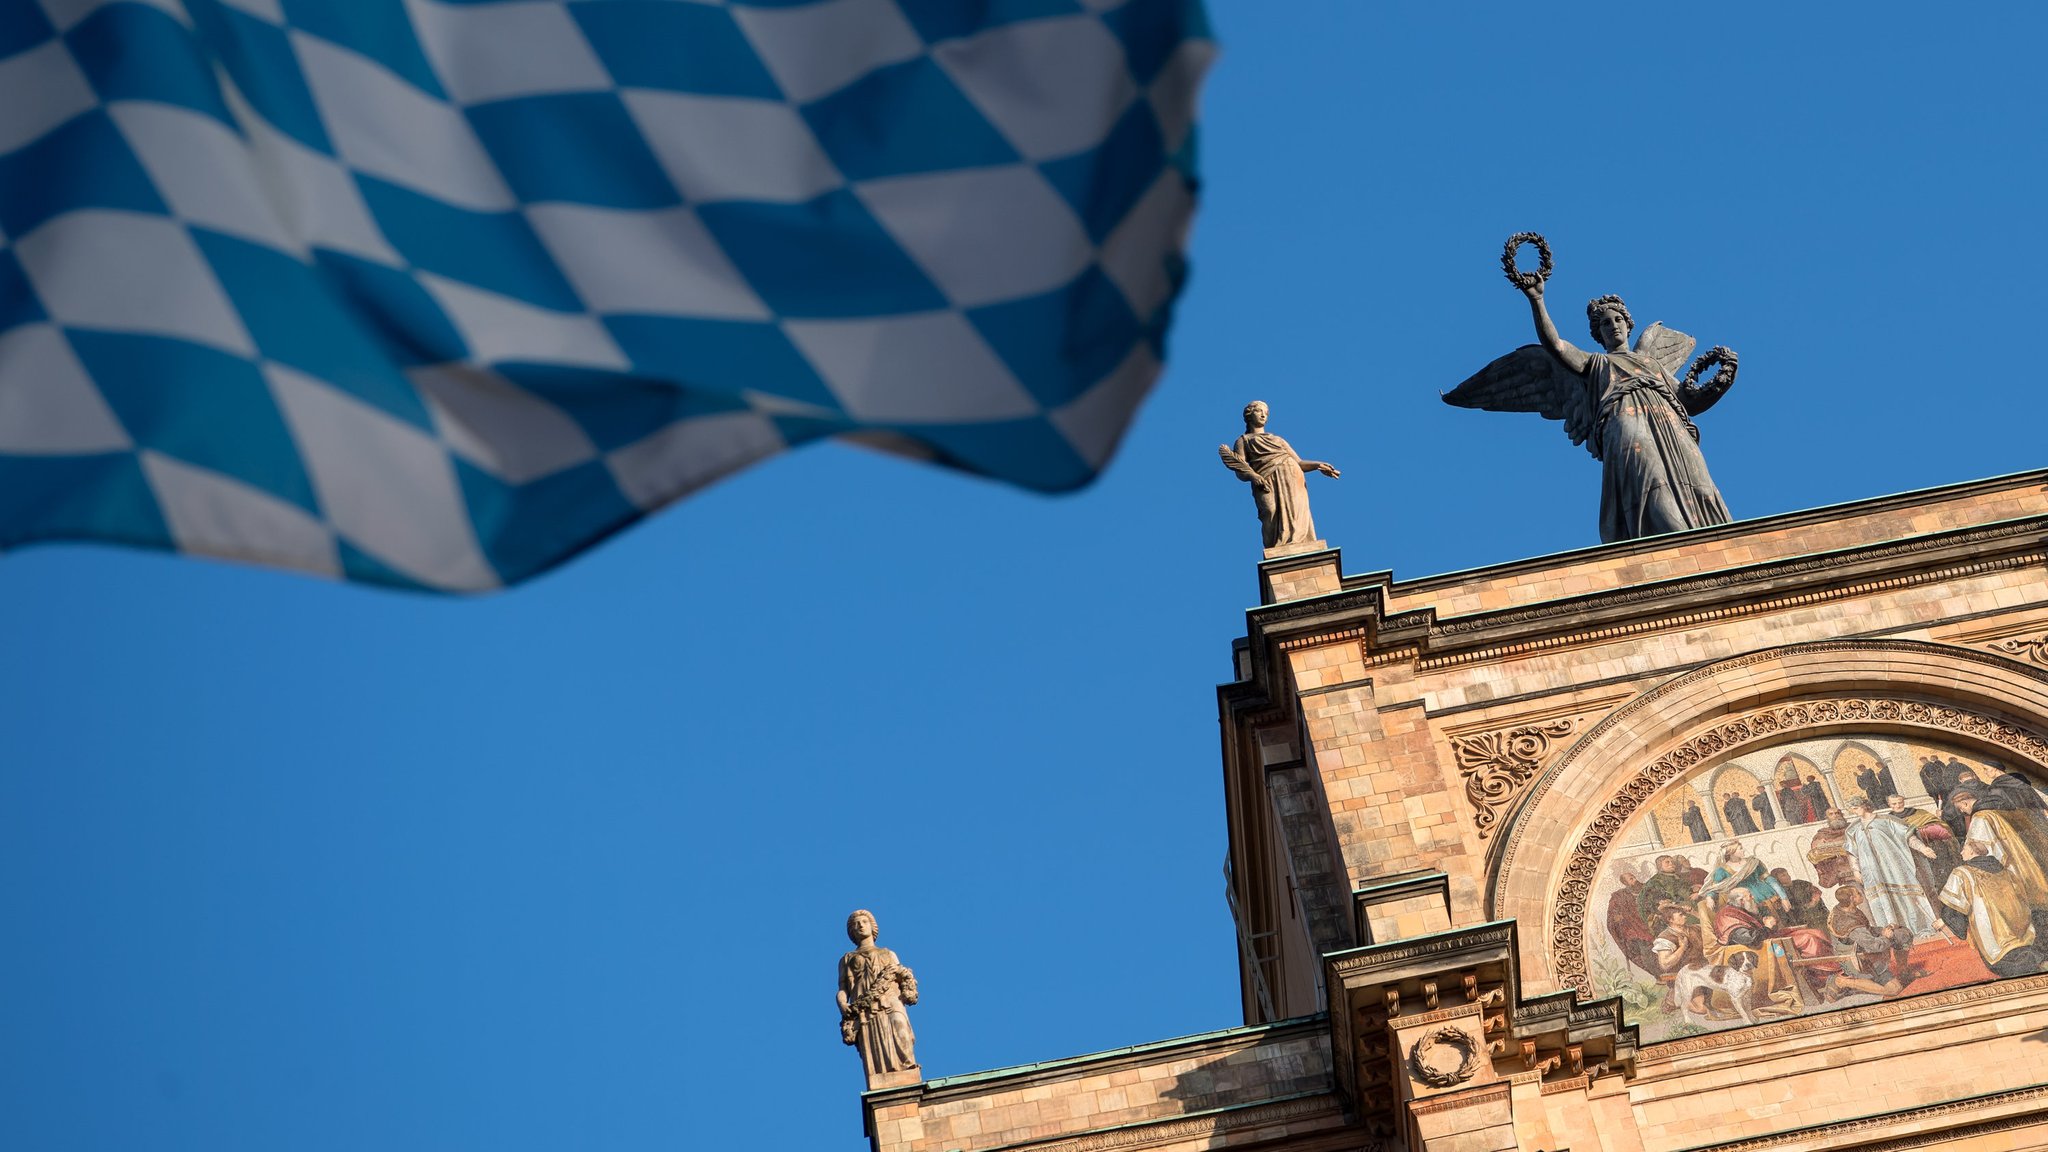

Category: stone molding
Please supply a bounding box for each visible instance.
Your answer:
[914,1018,1329,1105]
[1239,518,2047,672]
[1434,524,2039,638]
[1328,922,1516,979]
[1405,1082,1509,1117]
[1277,626,1370,652]
[975,1094,1342,1152]
[1678,1081,2048,1152]
[1448,718,1579,840]
[1382,1002,1483,1030]
[1417,546,2043,670]
[1546,691,2048,992]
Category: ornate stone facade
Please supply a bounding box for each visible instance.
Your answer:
[857,468,2048,1152]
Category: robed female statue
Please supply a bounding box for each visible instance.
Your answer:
[1217,401,1340,550]
[838,909,918,1079]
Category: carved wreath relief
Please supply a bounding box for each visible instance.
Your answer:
[1572,725,2048,1043]
[1407,1027,1481,1089]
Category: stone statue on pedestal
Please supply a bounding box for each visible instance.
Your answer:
[1443,233,1741,544]
[838,909,919,1081]
[1218,401,1340,552]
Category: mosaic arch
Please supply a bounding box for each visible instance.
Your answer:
[1586,733,2048,1042]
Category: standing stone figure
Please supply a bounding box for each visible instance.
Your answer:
[1217,401,1340,551]
[1444,233,1740,543]
[838,909,918,1080]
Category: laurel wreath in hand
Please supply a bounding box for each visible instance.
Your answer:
[1501,232,1553,289]
[1682,346,1739,391]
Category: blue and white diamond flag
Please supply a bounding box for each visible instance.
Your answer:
[0,0,1212,591]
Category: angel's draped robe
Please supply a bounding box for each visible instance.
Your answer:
[1583,351,1732,543]
[1231,432,1316,549]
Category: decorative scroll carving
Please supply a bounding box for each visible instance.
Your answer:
[1451,718,1578,838]
[1989,632,2048,666]
[1407,1027,1482,1088]
[1547,695,2048,993]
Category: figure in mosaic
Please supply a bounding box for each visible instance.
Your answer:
[1940,789,2048,976]
[1218,401,1340,552]
[1750,787,1778,831]
[838,909,919,1079]
[1443,233,1741,543]
[1841,797,1940,937]
[1589,737,2048,1042]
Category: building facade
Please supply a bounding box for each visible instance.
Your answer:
[862,470,2048,1152]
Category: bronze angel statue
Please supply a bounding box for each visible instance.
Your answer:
[1444,234,1741,544]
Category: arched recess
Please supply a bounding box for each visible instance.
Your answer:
[1485,638,2048,999]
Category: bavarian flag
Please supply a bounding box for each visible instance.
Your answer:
[0,0,1212,590]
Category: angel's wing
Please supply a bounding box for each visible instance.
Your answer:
[1634,322,1695,378]
[1441,345,1598,453]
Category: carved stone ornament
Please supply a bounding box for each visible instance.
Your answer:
[1450,718,1578,838]
[1990,633,2048,666]
[1407,1027,1481,1089]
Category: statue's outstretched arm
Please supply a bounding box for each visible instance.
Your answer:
[1523,282,1590,376]
[1296,458,1340,478]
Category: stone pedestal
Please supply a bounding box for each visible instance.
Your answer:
[1258,542,1341,604]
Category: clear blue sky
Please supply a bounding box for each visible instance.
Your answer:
[4,4,2045,1149]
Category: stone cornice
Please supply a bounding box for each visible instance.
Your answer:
[910,1017,1329,1105]
[965,1093,1351,1152]
[1235,512,2047,687]
[1411,526,2044,670]
[1406,1081,1508,1116]
[1326,921,1515,981]
[1366,467,2048,605]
